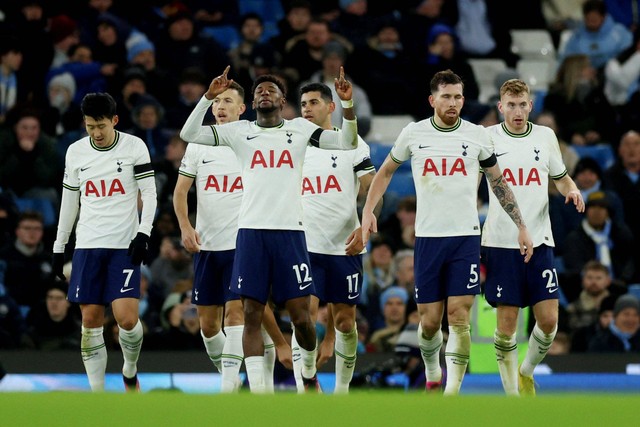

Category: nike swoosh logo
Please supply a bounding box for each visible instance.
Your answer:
[120,287,134,293]
[299,283,312,291]
[496,152,508,157]
[418,145,430,149]
[202,159,214,164]
[80,167,90,171]
[246,135,259,140]
[347,294,360,300]
[548,288,558,293]
[467,283,479,289]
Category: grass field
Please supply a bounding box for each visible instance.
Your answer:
[1,391,638,427]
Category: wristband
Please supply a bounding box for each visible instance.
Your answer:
[340,99,354,108]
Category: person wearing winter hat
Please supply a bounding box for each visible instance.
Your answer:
[49,14,79,68]
[588,293,640,352]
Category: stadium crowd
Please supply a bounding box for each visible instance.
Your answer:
[1,0,640,387]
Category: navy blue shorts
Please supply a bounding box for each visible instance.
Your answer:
[309,252,362,305]
[69,248,140,304]
[482,244,558,308]
[192,249,239,306]
[231,229,314,305]
[414,236,481,304]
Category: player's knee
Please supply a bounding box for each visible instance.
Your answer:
[536,317,558,335]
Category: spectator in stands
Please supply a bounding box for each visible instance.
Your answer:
[92,13,138,88]
[543,54,617,146]
[11,0,53,105]
[228,13,275,77]
[155,9,229,85]
[570,293,616,352]
[563,191,635,287]
[398,0,458,59]
[281,18,351,87]
[46,43,115,107]
[165,67,213,130]
[333,0,381,48]
[391,249,416,315]
[368,286,408,352]
[349,21,414,115]
[603,130,640,282]
[533,111,580,177]
[454,0,520,67]
[603,0,640,30]
[0,105,61,203]
[24,280,81,350]
[549,156,625,254]
[126,93,172,163]
[154,133,189,211]
[558,0,633,71]
[125,38,177,108]
[413,23,481,120]
[0,36,24,126]
[269,0,312,56]
[604,27,640,131]
[188,0,239,27]
[588,293,640,352]
[378,195,416,252]
[48,14,80,69]
[148,235,193,304]
[298,41,372,137]
[113,67,147,131]
[362,234,396,328]
[40,72,83,138]
[0,211,52,316]
[541,0,585,47]
[566,260,625,330]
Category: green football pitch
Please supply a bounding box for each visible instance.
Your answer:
[1,391,638,426]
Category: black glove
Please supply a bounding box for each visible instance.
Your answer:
[128,232,150,266]
[52,252,66,281]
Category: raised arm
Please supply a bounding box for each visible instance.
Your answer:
[322,66,357,150]
[180,66,233,145]
[483,163,533,262]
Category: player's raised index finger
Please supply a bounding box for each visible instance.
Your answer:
[222,65,230,77]
[339,66,345,81]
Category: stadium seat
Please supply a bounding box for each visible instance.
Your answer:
[467,58,508,104]
[14,197,57,227]
[238,0,284,22]
[510,29,557,61]
[368,141,411,172]
[557,29,574,56]
[572,144,616,171]
[516,59,555,92]
[628,284,640,301]
[387,170,415,197]
[368,115,413,145]
[201,25,241,51]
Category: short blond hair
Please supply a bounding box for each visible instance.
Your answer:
[499,79,530,99]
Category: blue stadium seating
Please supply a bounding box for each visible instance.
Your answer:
[368,141,411,172]
[572,144,616,171]
[201,25,241,51]
[387,170,415,197]
[14,197,57,227]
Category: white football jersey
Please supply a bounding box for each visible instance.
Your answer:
[482,122,567,248]
[391,117,494,237]
[302,133,374,255]
[62,131,153,248]
[179,144,242,251]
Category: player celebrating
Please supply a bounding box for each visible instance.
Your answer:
[174,81,291,392]
[180,66,358,393]
[52,92,157,392]
[290,82,377,393]
[362,70,533,396]
[483,79,584,396]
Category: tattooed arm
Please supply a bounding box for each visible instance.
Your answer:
[484,163,534,263]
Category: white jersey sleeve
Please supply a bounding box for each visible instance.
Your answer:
[482,122,567,248]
